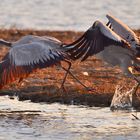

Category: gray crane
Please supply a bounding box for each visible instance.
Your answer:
[64,19,140,84]
[0,35,89,91]
[106,14,140,78]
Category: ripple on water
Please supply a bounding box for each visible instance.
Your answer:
[0,0,140,30]
[0,96,140,140]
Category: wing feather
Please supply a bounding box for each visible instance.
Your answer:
[106,14,139,46]
[72,41,91,60]
[81,41,95,61]
[69,40,88,57]
[0,39,67,88]
[65,20,128,61]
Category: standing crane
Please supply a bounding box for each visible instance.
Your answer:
[64,19,140,85]
[0,35,89,91]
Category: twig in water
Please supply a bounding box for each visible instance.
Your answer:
[132,113,140,120]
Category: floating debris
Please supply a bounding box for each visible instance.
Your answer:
[132,113,140,120]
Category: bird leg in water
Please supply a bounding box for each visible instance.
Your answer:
[60,60,94,91]
[128,66,140,91]
[132,82,140,97]
[131,75,140,100]
[129,70,140,85]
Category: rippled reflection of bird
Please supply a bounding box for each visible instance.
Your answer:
[64,17,140,84]
[0,35,88,90]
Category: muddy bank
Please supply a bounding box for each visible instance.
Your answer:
[0,28,140,108]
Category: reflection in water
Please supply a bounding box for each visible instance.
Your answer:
[0,96,140,140]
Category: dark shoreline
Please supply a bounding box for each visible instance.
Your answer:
[0,29,140,108]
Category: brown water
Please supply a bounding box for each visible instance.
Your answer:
[0,96,140,140]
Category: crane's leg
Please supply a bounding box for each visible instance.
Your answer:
[127,66,140,84]
[131,74,140,97]
[59,61,71,92]
[126,67,140,94]
[60,60,94,91]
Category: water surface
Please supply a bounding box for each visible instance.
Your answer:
[0,96,140,140]
[0,0,140,30]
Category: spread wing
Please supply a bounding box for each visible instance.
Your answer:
[64,20,129,61]
[12,35,62,47]
[9,42,64,66]
[106,14,140,48]
[0,40,67,88]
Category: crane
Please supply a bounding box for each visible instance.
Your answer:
[64,19,140,85]
[0,35,89,91]
[106,14,140,82]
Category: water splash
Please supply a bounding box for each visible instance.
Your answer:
[110,83,139,111]
[0,96,140,139]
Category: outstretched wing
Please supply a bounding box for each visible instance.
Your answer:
[106,14,140,48]
[0,41,67,88]
[64,20,129,61]
[12,35,62,47]
[9,42,65,66]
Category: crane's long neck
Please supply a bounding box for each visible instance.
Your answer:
[0,39,12,47]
